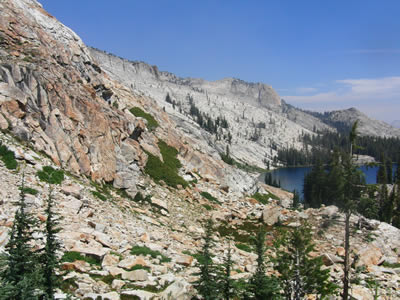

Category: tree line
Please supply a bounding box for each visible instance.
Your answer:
[303,149,400,228]
[278,130,400,167]
[193,219,338,300]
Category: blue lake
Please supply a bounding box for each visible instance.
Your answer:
[260,164,398,199]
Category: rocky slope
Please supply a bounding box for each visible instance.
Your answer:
[0,0,256,195]
[90,49,400,170]
[1,133,400,299]
[0,1,400,299]
[321,108,400,137]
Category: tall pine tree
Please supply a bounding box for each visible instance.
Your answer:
[248,229,281,299]
[0,176,42,299]
[193,219,219,299]
[273,224,338,299]
[40,188,62,299]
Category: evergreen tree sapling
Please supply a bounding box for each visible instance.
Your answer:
[0,176,41,299]
[40,188,62,299]
[249,229,281,299]
[217,243,237,300]
[193,219,219,299]
[273,224,338,299]
[292,190,300,209]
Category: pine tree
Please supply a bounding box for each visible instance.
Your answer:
[342,120,364,300]
[40,188,62,299]
[193,219,219,299]
[273,224,338,299]
[292,190,300,210]
[386,158,393,184]
[376,153,388,184]
[217,243,237,300]
[0,176,42,299]
[248,229,281,300]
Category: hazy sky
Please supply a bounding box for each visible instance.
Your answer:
[39,0,400,124]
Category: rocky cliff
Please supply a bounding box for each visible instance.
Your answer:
[0,0,256,195]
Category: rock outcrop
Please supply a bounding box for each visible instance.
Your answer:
[0,0,256,195]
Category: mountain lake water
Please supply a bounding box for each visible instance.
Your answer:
[260,164,398,200]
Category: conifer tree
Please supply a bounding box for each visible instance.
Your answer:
[273,224,338,299]
[0,176,41,299]
[40,188,62,299]
[193,219,219,299]
[376,153,388,184]
[342,120,364,300]
[248,229,281,300]
[217,243,236,300]
[292,190,300,209]
[386,158,393,184]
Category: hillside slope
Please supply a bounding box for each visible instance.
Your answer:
[90,49,400,171]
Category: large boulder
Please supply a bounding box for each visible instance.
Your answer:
[262,205,282,226]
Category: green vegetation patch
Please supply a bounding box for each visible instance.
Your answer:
[19,186,39,196]
[216,220,272,244]
[128,264,151,271]
[235,243,252,252]
[251,192,279,204]
[144,140,188,188]
[90,181,112,201]
[91,190,108,201]
[37,166,64,184]
[202,204,213,211]
[129,107,159,131]
[130,245,171,263]
[381,262,400,268]
[0,144,18,170]
[61,251,101,266]
[200,191,221,204]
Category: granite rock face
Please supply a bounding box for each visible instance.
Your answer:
[0,0,257,194]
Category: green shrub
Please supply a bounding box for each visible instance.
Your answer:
[129,107,158,131]
[381,262,400,268]
[200,191,221,204]
[133,191,144,202]
[61,251,100,266]
[144,140,188,188]
[202,204,213,211]
[236,243,252,252]
[37,166,64,184]
[130,245,171,263]
[251,192,278,204]
[0,145,18,170]
[128,264,151,271]
[19,186,39,196]
[91,190,108,201]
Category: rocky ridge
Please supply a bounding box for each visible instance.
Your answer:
[90,49,400,170]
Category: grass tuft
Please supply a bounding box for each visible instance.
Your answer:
[144,140,188,188]
[37,166,64,184]
[130,245,171,263]
[129,107,158,131]
[0,145,18,170]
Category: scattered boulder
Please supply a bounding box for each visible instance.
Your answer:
[262,205,281,226]
[121,269,148,281]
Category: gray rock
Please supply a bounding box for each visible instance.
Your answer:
[121,269,148,281]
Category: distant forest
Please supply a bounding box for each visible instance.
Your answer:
[277,130,400,166]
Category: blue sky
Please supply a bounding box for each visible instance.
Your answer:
[39,0,400,123]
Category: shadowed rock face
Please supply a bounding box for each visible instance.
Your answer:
[0,0,136,182]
